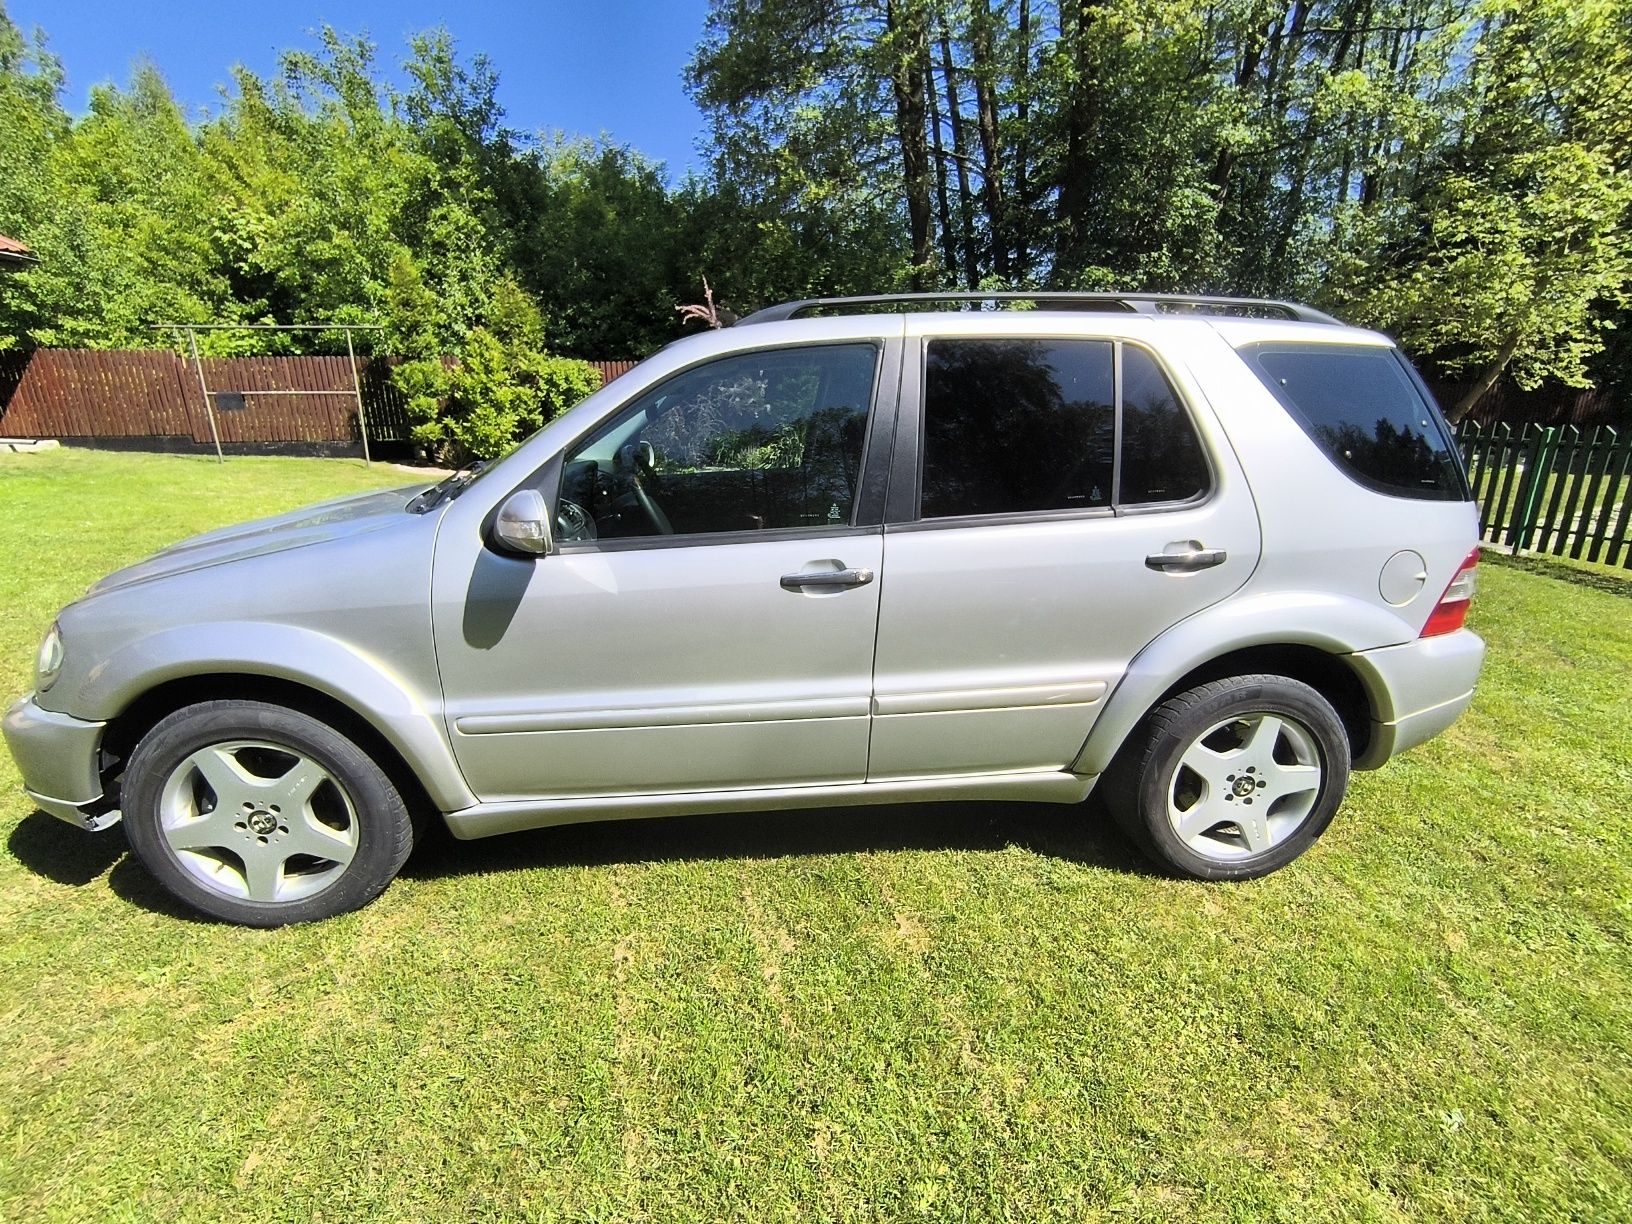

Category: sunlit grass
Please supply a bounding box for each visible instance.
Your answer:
[1,448,1629,1220]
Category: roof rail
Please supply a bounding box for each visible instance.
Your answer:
[735,291,1344,327]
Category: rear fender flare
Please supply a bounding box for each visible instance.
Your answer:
[1072,592,1413,775]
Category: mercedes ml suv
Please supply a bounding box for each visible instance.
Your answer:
[4,293,1485,926]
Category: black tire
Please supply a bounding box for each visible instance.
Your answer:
[1102,674,1351,881]
[122,700,415,926]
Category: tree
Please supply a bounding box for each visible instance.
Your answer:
[687,0,936,299]
[0,6,67,349]
[503,139,693,356]
[1328,0,1632,419]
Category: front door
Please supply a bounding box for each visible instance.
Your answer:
[867,328,1261,780]
[432,340,897,802]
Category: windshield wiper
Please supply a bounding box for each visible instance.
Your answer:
[407,460,489,514]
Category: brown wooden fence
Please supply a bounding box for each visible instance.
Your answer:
[0,349,634,450]
[1432,378,1625,428]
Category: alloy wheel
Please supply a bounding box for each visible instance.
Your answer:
[157,739,358,903]
[1167,712,1324,861]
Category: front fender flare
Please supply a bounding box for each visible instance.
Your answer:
[1072,591,1414,776]
[77,622,475,812]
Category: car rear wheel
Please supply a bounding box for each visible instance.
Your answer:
[121,700,415,926]
[1103,675,1350,880]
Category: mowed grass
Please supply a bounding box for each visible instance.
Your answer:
[1,448,1629,1222]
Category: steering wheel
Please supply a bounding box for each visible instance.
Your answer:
[555,498,597,542]
[615,439,674,536]
[624,476,673,535]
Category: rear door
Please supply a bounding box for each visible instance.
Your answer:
[867,320,1261,780]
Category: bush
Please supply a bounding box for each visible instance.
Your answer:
[393,278,602,464]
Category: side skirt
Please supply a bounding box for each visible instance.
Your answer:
[443,769,1100,840]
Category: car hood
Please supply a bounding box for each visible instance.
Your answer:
[89,483,435,594]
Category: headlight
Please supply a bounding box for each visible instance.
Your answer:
[35,622,64,692]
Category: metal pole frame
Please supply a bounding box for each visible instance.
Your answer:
[154,322,385,466]
[184,326,225,465]
[345,329,371,466]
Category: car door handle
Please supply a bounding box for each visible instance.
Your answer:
[780,567,875,591]
[1145,544,1227,572]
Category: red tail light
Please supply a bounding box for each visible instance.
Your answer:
[1421,548,1480,637]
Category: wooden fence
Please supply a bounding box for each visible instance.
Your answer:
[0,349,634,450]
[1458,421,1632,567]
[1436,379,1625,429]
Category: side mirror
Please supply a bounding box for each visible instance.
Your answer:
[492,489,553,557]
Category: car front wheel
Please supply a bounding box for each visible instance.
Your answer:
[1104,674,1351,880]
[121,700,415,926]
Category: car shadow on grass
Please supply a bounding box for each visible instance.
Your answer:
[6,811,206,920]
[7,795,1156,922]
[401,794,1154,882]
[7,810,126,885]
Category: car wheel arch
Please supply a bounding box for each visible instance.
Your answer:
[1138,644,1372,763]
[101,673,449,826]
[1073,602,1400,778]
[65,622,475,814]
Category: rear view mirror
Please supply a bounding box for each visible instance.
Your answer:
[492,489,553,557]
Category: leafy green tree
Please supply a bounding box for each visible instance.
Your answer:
[43,65,229,344]
[505,140,693,356]
[1328,0,1632,419]
[5,0,1628,423]
[0,6,67,349]
[687,0,925,301]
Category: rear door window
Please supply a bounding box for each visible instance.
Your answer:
[921,339,1115,518]
[1244,343,1470,501]
[1119,345,1210,505]
[918,338,1210,519]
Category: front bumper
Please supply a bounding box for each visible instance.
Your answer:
[2,694,118,830]
[1347,630,1486,770]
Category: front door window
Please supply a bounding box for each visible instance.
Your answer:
[558,344,880,541]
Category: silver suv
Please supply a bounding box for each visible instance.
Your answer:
[4,293,1486,926]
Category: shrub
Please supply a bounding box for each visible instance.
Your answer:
[394,278,602,464]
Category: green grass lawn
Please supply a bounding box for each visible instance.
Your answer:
[2,449,1629,1221]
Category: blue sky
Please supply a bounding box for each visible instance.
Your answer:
[10,0,715,178]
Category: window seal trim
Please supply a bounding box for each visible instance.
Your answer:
[885,506,1117,533]
[555,523,884,555]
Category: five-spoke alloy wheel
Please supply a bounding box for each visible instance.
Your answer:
[123,701,415,926]
[1104,674,1350,880]
[158,740,359,904]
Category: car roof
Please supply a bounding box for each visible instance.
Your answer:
[736,292,1344,326]
[729,293,1392,351]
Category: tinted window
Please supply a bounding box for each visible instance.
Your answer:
[560,344,877,540]
[1245,344,1469,500]
[922,339,1115,518]
[1119,346,1209,504]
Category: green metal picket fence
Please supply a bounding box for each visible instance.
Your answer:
[1458,421,1632,566]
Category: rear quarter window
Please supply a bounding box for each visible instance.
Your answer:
[1244,343,1470,501]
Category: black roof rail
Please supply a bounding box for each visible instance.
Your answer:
[735,291,1344,327]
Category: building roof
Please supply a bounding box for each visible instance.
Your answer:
[0,233,39,269]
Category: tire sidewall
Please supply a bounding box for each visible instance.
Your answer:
[122,701,410,926]
[1135,678,1350,880]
